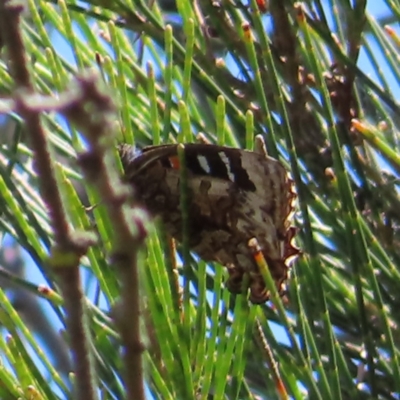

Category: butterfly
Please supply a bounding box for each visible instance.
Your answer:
[119,136,298,303]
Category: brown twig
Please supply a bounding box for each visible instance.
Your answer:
[0,1,97,399]
[66,72,147,400]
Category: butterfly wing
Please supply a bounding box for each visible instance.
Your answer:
[119,143,298,303]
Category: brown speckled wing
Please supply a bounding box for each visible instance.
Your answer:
[118,142,299,304]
